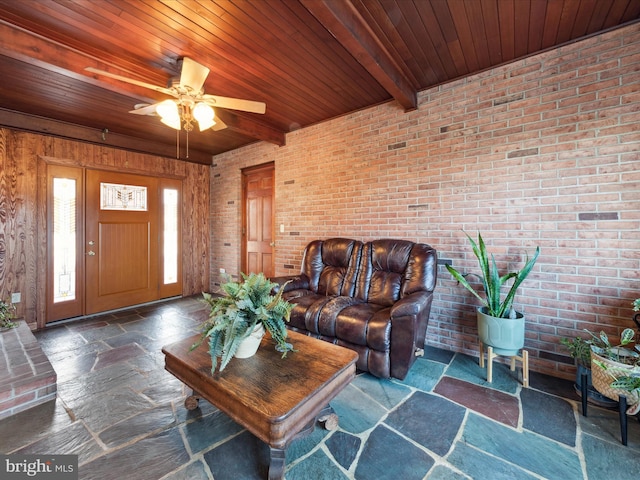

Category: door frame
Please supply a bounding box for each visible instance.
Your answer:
[38,157,184,327]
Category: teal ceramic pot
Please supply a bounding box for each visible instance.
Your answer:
[477,307,525,356]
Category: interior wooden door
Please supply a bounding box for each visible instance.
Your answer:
[242,163,275,276]
[85,170,159,314]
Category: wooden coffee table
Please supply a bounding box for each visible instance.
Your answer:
[162,329,358,479]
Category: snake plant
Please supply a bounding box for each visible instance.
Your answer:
[446,231,540,319]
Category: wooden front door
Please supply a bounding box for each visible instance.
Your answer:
[46,167,182,322]
[242,163,275,276]
[85,170,159,314]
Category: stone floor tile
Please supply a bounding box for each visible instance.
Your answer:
[355,424,435,480]
[14,421,95,455]
[69,386,154,434]
[182,409,244,454]
[351,373,411,410]
[521,387,577,446]
[80,427,190,480]
[140,376,185,405]
[423,345,456,365]
[446,442,539,480]
[51,351,98,384]
[578,405,640,448]
[203,430,269,480]
[426,464,471,479]
[35,328,88,356]
[286,448,349,479]
[68,320,111,332]
[107,312,144,324]
[461,413,583,480]
[125,353,166,377]
[397,357,447,392]
[582,431,640,480]
[529,370,576,400]
[434,376,520,427]
[76,324,126,343]
[93,343,147,370]
[56,363,146,407]
[99,404,176,448]
[285,424,330,464]
[331,383,388,434]
[161,460,211,480]
[325,430,361,470]
[0,398,74,453]
[445,353,520,394]
[385,391,465,456]
[122,316,190,342]
[102,331,155,350]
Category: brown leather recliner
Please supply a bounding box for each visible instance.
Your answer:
[271,238,437,380]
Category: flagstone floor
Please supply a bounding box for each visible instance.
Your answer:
[0,296,638,479]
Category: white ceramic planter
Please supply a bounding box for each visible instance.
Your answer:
[477,307,525,356]
[234,323,266,359]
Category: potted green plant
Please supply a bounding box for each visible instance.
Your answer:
[446,231,540,356]
[560,334,617,407]
[192,272,294,373]
[0,299,17,330]
[587,326,640,414]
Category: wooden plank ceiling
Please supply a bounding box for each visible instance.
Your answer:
[0,0,638,164]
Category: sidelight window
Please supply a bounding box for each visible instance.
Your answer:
[52,178,76,303]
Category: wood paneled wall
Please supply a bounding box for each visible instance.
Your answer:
[0,128,210,329]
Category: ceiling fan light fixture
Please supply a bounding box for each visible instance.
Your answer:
[193,102,215,131]
[156,100,181,130]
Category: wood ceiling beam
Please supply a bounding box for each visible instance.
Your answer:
[301,0,417,111]
[0,108,212,165]
[215,110,286,147]
[0,20,285,147]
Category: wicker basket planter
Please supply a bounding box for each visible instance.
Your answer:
[590,348,640,415]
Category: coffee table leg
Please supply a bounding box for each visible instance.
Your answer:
[268,447,286,480]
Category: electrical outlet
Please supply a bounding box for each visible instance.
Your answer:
[11,292,21,304]
[220,268,226,274]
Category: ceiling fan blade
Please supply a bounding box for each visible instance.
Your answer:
[129,103,161,115]
[202,94,266,114]
[211,116,227,131]
[179,57,209,93]
[85,67,174,96]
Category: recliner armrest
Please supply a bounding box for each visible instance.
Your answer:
[390,291,432,318]
[270,274,310,293]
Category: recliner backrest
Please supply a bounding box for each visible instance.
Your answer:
[356,239,437,305]
[300,238,362,296]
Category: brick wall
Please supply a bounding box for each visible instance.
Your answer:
[210,23,640,379]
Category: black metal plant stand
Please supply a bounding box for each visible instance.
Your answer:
[580,371,639,446]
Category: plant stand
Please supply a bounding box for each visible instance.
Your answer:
[479,341,529,387]
[579,372,639,446]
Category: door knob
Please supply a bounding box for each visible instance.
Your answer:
[270,242,276,247]
[87,250,96,256]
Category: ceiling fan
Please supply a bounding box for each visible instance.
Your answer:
[85,57,266,133]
